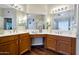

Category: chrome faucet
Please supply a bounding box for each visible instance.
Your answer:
[38,26,42,33]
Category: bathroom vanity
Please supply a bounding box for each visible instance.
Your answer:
[46,35,76,55]
[0,33,31,55]
[0,4,77,55]
[0,31,76,55]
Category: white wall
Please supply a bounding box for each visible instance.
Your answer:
[26,4,47,14]
[76,4,79,55]
[0,8,4,16]
[0,8,4,30]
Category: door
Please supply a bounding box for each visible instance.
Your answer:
[19,34,31,54]
[57,40,72,54]
[46,37,56,51]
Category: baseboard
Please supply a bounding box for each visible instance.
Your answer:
[31,45,44,48]
[32,43,43,46]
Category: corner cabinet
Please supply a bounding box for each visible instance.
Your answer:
[0,33,31,55]
[19,33,31,54]
[46,35,76,55]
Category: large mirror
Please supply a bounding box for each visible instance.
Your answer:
[51,9,75,31]
[0,6,27,33]
[0,6,17,33]
[27,14,46,32]
[16,10,27,31]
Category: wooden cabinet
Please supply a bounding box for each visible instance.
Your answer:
[0,33,31,55]
[57,36,76,54]
[0,36,18,55]
[0,36,16,44]
[46,35,76,55]
[56,36,76,55]
[19,33,31,54]
[46,35,56,51]
[0,40,18,55]
[56,39,72,54]
[0,33,76,55]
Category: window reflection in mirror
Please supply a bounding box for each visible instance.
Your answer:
[52,10,74,31]
[53,17,70,31]
[4,18,12,30]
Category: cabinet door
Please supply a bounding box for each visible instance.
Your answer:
[46,37,56,51]
[57,40,72,54]
[19,34,31,54]
[0,40,18,55]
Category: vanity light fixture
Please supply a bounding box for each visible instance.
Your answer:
[52,5,70,14]
[8,4,24,12]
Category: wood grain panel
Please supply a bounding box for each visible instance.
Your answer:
[0,40,18,55]
[19,33,31,54]
[0,35,18,44]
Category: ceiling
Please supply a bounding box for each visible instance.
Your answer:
[0,4,66,8]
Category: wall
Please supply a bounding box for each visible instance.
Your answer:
[26,4,47,14]
[76,4,79,55]
[0,8,4,33]
[0,8,4,17]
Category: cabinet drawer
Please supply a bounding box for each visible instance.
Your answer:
[58,40,71,45]
[47,35,57,39]
[57,36,72,42]
[46,37,56,51]
[30,34,46,38]
[19,34,29,39]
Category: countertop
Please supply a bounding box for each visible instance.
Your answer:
[0,30,76,38]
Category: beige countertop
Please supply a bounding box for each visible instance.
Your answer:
[0,30,76,38]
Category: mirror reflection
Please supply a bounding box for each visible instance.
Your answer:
[27,14,46,32]
[52,9,75,31]
[0,4,77,34]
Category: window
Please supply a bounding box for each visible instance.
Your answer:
[53,17,70,31]
[58,20,70,31]
[52,10,73,31]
